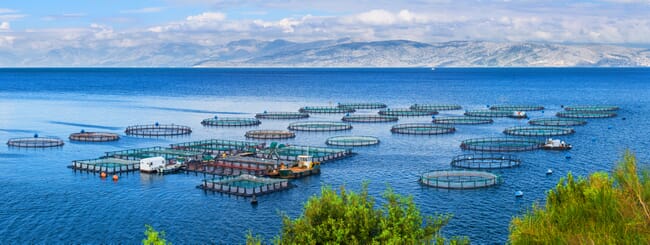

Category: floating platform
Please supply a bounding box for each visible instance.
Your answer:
[245,130,295,139]
[326,136,380,147]
[255,111,309,120]
[379,108,438,117]
[432,116,493,125]
[556,111,617,118]
[420,170,500,189]
[125,124,192,136]
[69,132,120,142]
[451,153,521,169]
[288,121,352,132]
[70,158,139,173]
[256,145,352,162]
[7,136,64,148]
[461,137,543,152]
[299,106,355,114]
[503,126,575,137]
[170,139,262,155]
[342,114,398,123]
[391,123,455,135]
[106,146,204,161]
[490,105,544,111]
[186,156,279,176]
[564,105,619,111]
[199,174,292,197]
[201,117,261,127]
[528,118,587,126]
[410,104,462,111]
[338,102,387,109]
[465,110,527,118]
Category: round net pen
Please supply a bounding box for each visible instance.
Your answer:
[461,137,543,152]
[465,110,527,118]
[556,111,617,118]
[342,114,398,123]
[288,121,352,132]
[564,105,619,111]
[7,135,64,148]
[201,116,261,127]
[255,111,309,120]
[391,123,455,135]
[326,136,380,147]
[245,130,296,139]
[379,108,438,117]
[433,116,493,125]
[299,106,355,114]
[490,105,544,111]
[69,131,120,142]
[529,118,587,126]
[451,153,521,169]
[420,170,500,189]
[410,104,462,111]
[125,123,192,136]
[503,126,575,137]
[338,102,387,110]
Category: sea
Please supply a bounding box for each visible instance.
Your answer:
[0,68,648,244]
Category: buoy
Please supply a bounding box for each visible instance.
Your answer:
[608,125,613,129]
[112,175,119,181]
[155,122,159,127]
[251,195,258,205]
[565,154,572,159]
[100,172,107,178]
[346,113,350,117]
[486,104,490,108]
[264,110,267,113]
[34,133,39,138]
[214,115,218,119]
[622,117,626,120]
[431,115,435,119]
[560,105,564,108]
[546,169,553,175]
[515,191,524,197]
[80,129,85,133]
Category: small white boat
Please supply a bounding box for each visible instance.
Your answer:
[542,138,572,150]
[546,169,553,175]
[515,191,524,197]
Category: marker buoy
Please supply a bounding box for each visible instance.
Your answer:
[100,172,107,178]
[112,175,119,181]
[515,191,524,197]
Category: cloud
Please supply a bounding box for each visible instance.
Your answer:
[42,13,86,21]
[0,8,17,14]
[120,7,165,14]
[186,12,226,22]
[0,21,9,30]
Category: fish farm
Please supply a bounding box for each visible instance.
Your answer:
[199,174,292,197]
[489,105,544,111]
[245,130,296,139]
[69,131,120,142]
[503,126,575,137]
[125,124,192,136]
[450,153,521,169]
[341,114,399,123]
[528,118,587,126]
[564,105,619,111]
[299,106,355,114]
[420,170,500,189]
[69,158,140,173]
[201,116,261,127]
[106,146,204,161]
[432,116,494,125]
[325,136,380,147]
[255,111,310,119]
[287,121,353,131]
[556,111,617,118]
[379,108,438,117]
[461,137,544,152]
[170,139,262,155]
[464,110,527,118]
[337,102,387,109]
[186,157,279,176]
[7,136,64,148]
[391,123,456,135]
[256,144,352,162]
[410,104,462,111]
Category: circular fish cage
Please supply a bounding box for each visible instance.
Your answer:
[529,118,587,126]
[69,132,120,142]
[503,126,575,137]
[432,116,493,125]
[451,153,521,169]
[338,102,387,110]
[465,110,527,118]
[299,106,355,114]
[556,111,617,118]
[379,108,438,117]
[564,105,619,111]
[326,136,380,147]
[201,117,261,127]
[245,130,296,139]
[342,114,398,123]
[490,105,544,111]
[7,136,64,148]
[391,123,455,135]
[410,104,462,111]
[461,137,543,152]
[420,170,500,189]
[288,121,352,132]
[125,124,192,136]
[255,111,310,120]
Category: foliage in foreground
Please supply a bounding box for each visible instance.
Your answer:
[248,184,469,245]
[143,224,169,245]
[509,151,650,244]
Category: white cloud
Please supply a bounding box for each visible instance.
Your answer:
[186,12,226,22]
[0,8,17,14]
[120,7,165,14]
[0,21,9,31]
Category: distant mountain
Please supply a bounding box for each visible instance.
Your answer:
[4,39,650,67]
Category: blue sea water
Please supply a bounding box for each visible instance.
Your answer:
[0,68,648,244]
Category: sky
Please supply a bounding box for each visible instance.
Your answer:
[1,0,650,51]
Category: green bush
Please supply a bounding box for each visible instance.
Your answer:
[143,224,169,245]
